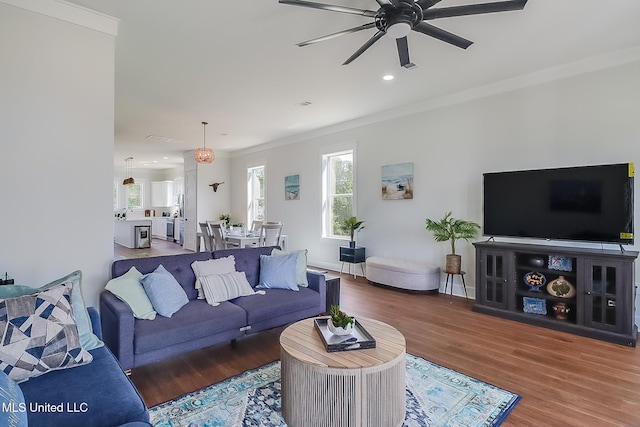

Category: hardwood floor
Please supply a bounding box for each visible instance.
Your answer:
[120,243,640,426]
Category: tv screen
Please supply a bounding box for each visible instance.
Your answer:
[483,163,634,245]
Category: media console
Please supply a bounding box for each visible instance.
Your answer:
[473,241,638,346]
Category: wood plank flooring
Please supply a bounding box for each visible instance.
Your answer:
[116,242,640,426]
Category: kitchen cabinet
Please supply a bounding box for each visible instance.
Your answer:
[151,217,167,239]
[151,180,175,207]
[114,219,152,249]
[473,241,638,346]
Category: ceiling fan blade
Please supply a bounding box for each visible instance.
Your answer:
[417,0,443,9]
[423,0,527,19]
[279,0,377,18]
[343,31,385,65]
[413,22,473,49]
[396,37,411,67]
[297,23,376,47]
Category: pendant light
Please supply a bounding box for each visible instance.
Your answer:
[194,121,215,164]
[123,157,135,186]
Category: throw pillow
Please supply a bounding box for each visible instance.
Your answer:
[271,248,309,287]
[140,264,189,318]
[0,270,103,351]
[256,253,299,291]
[0,282,93,383]
[0,370,27,427]
[105,266,157,320]
[191,256,236,299]
[200,271,264,306]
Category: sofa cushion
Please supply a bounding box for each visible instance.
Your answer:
[19,345,149,427]
[257,253,299,291]
[0,283,94,383]
[272,248,309,287]
[112,252,213,301]
[191,256,236,299]
[231,287,320,325]
[133,300,247,355]
[0,270,103,351]
[213,246,279,288]
[105,266,157,320]
[140,265,189,318]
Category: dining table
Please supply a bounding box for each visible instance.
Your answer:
[196,231,288,251]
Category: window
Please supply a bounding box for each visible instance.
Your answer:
[247,165,265,224]
[322,150,354,238]
[126,182,143,209]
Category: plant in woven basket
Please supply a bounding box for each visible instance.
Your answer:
[329,305,354,328]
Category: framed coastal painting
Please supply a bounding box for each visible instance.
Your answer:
[381,162,414,200]
[285,174,300,200]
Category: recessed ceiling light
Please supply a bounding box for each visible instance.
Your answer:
[383,75,394,81]
[163,156,169,160]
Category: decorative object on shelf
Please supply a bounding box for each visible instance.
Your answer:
[219,214,231,227]
[425,211,480,274]
[552,302,571,320]
[343,216,365,249]
[522,297,547,315]
[529,256,545,268]
[523,271,547,291]
[209,182,224,192]
[381,162,413,200]
[547,276,576,298]
[122,156,135,186]
[548,255,572,271]
[327,305,354,336]
[285,174,300,200]
[194,121,215,164]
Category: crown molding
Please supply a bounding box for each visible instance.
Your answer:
[1,0,119,36]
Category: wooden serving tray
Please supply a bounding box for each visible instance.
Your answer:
[313,317,376,352]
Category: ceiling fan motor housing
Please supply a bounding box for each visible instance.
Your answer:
[375,1,423,37]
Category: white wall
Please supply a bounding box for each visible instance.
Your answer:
[0,2,116,308]
[230,58,640,318]
[196,154,231,224]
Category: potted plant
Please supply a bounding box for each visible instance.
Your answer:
[328,305,355,335]
[343,216,365,248]
[425,211,480,274]
[219,213,231,227]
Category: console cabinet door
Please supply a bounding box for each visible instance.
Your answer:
[583,258,632,335]
[476,249,511,310]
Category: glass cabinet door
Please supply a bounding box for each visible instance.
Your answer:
[479,250,510,309]
[583,260,622,332]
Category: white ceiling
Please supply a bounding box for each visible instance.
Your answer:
[65,0,640,170]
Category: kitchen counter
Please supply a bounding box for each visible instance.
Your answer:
[114,219,152,248]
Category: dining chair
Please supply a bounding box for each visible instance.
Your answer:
[199,222,213,252]
[250,220,263,233]
[208,222,238,250]
[259,222,283,247]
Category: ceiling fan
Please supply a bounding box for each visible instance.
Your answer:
[279,0,528,67]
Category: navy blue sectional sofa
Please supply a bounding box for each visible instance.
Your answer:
[100,246,326,371]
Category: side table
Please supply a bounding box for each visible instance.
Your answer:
[339,246,366,278]
[443,270,468,301]
[324,274,340,313]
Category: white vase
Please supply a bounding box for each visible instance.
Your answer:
[327,318,354,336]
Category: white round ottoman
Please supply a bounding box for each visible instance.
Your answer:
[365,256,441,292]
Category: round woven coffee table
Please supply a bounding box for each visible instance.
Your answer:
[279,317,406,427]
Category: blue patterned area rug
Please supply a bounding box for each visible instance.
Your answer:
[149,353,520,427]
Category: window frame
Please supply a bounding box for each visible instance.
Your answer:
[321,147,356,239]
[247,164,265,225]
[125,181,143,210]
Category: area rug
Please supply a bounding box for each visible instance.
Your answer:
[149,353,520,427]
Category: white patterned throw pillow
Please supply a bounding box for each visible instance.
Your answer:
[0,282,93,383]
[200,271,264,306]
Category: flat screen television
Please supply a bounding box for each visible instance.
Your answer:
[483,163,634,245]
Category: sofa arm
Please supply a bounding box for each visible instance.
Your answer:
[87,306,103,340]
[306,271,326,314]
[100,290,136,371]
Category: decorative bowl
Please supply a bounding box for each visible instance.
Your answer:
[327,318,354,336]
[523,271,547,292]
[547,276,576,298]
[529,256,545,268]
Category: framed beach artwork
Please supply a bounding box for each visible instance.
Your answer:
[382,162,414,200]
[285,174,300,200]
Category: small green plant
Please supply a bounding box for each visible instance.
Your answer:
[343,216,365,243]
[329,305,354,328]
[219,213,231,227]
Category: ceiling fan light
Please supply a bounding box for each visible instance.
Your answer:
[387,22,411,39]
[194,147,215,164]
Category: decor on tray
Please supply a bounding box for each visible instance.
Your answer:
[194,121,215,164]
[328,305,354,335]
[381,162,414,200]
[523,271,547,292]
[425,211,480,274]
[149,354,521,427]
[343,216,365,248]
[547,276,576,298]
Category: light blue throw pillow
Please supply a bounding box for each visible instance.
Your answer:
[256,253,299,291]
[272,248,309,287]
[140,264,189,317]
[0,370,28,427]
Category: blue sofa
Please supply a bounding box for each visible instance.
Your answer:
[0,307,150,427]
[100,246,326,371]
